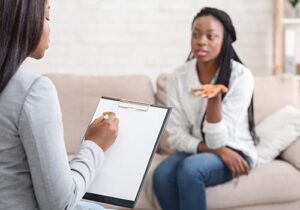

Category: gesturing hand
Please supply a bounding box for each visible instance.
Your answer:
[192,84,228,99]
[215,147,249,177]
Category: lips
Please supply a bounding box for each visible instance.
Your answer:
[194,48,209,57]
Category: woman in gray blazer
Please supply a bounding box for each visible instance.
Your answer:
[0,0,118,209]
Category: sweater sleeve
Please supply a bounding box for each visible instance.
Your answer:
[18,76,104,210]
[203,69,254,149]
[166,74,200,153]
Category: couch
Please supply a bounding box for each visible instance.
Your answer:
[46,73,300,210]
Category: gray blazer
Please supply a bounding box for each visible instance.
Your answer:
[0,69,104,210]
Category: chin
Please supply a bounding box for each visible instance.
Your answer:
[36,53,45,60]
[196,56,218,64]
[196,56,210,62]
[31,51,46,60]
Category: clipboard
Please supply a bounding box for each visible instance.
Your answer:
[83,96,171,208]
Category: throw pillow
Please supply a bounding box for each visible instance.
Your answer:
[256,105,300,164]
[280,137,300,170]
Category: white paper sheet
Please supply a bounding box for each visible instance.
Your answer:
[87,97,169,202]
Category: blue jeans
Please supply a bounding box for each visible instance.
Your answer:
[78,200,105,210]
[153,152,233,210]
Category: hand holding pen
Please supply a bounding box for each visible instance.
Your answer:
[84,112,119,151]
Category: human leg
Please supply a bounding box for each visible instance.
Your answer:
[177,152,232,210]
[153,152,188,210]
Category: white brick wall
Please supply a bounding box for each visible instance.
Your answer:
[23,0,274,81]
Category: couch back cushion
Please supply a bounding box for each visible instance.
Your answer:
[46,74,155,156]
[254,75,300,124]
[156,74,300,154]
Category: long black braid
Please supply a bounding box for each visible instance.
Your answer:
[187,7,259,145]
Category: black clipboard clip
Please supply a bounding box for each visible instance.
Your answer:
[118,100,150,111]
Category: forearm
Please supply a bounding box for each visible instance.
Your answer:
[168,129,200,153]
[197,142,226,155]
[206,94,222,123]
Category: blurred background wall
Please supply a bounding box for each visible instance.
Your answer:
[23,0,274,81]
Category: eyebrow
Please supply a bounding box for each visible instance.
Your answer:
[192,28,217,33]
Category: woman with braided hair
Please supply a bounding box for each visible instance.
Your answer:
[153,7,258,210]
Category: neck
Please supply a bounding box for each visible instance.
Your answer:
[196,60,219,84]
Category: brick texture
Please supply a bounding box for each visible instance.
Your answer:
[23,0,274,81]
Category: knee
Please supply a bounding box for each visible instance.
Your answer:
[153,154,185,186]
[177,155,210,181]
[153,163,170,187]
[178,157,198,179]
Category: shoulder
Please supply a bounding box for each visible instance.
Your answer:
[0,69,58,124]
[20,72,61,121]
[9,70,56,96]
[229,60,254,88]
[1,70,45,105]
[22,74,58,105]
[9,70,41,93]
[169,59,196,84]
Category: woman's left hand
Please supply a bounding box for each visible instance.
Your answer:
[192,84,228,99]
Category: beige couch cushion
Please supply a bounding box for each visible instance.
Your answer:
[155,74,172,155]
[255,105,300,164]
[281,137,300,170]
[254,75,300,124]
[46,74,155,156]
[141,157,300,210]
[206,160,300,209]
[155,74,168,107]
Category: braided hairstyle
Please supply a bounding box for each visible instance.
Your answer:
[187,7,258,145]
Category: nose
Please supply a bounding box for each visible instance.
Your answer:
[197,35,207,46]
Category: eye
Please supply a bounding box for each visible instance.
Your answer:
[207,34,215,40]
[192,31,199,39]
[45,16,50,21]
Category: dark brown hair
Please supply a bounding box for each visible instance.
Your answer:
[0,0,46,93]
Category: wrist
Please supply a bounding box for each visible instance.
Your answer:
[208,92,221,101]
[197,142,210,153]
[213,147,226,156]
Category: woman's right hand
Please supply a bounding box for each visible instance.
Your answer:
[84,112,119,151]
[215,147,249,177]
